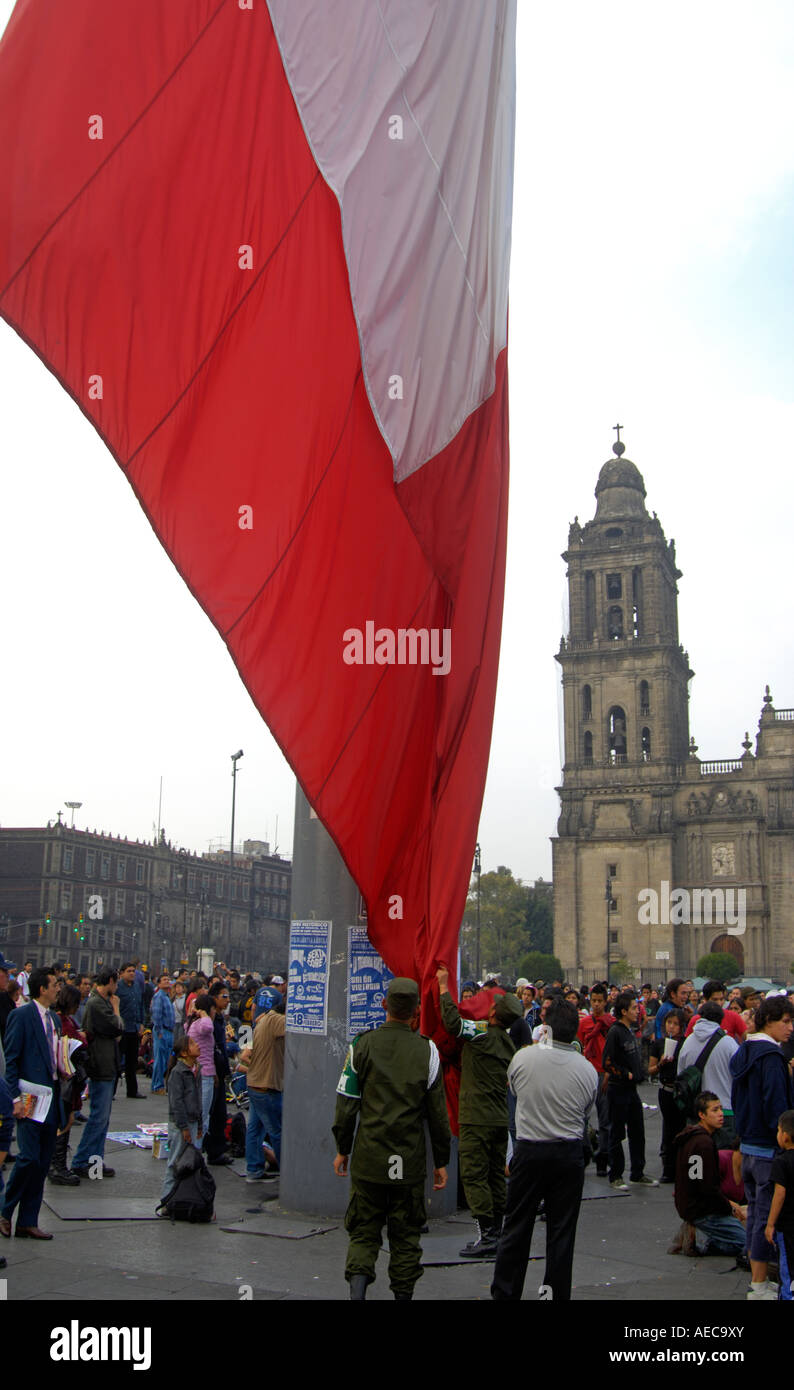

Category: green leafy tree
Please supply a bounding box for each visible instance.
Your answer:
[517,950,563,983]
[696,952,740,982]
[611,956,635,985]
[460,865,531,980]
[525,878,554,955]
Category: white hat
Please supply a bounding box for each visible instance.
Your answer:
[515,977,530,990]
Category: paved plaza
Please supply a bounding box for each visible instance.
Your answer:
[2,1081,749,1302]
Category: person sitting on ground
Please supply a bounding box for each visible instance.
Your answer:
[764,1108,794,1302]
[672,1091,747,1259]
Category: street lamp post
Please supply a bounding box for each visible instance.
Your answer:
[605,873,612,985]
[230,750,244,873]
[474,842,482,984]
[229,750,243,969]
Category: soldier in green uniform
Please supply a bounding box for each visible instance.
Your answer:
[437,966,523,1257]
[332,977,451,1300]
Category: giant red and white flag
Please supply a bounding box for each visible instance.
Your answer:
[0,0,515,1012]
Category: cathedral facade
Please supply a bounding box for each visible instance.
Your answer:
[551,440,794,984]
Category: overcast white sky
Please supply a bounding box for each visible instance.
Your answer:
[2,1,793,883]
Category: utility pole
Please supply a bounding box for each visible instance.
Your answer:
[605,872,612,984]
[474,842,482,983]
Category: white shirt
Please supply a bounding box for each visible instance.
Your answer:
[17,970,30,1000]
[33,997,59,1080]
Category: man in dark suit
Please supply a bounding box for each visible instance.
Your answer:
[0,966,64,1240]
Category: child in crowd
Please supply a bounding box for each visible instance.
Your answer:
[160,1033,203,1207]
[764,1109,794,1302]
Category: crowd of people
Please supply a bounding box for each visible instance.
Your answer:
[332,970,794,1300]
[0,953,286,1259]
[1,946,793,1304]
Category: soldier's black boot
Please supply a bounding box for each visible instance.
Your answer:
[349,1275,369,1300]
[393,1290,413,1300]
[49,1132,80,1186]
[460,1222,499,1258]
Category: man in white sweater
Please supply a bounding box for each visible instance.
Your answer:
[677,1003,739,1146]
[491,997,597,1302]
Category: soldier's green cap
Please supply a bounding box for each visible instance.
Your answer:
[386,977,420,1007]
[493,992,524,1026]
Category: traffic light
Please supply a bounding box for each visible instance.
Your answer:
[45,913,52,926]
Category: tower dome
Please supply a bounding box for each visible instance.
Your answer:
[594,451,648,521]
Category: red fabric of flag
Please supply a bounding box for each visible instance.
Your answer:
[0,1,513,1034]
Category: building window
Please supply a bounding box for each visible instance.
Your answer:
[63,847,73,872]
[610,930,619,943]
[117,857,126,880]
[632,568,642,636]
[608,864,618,878]
[188,871,196,893]
[263,896,271,914]
[115,890,125,918]
[583,730,593,764]
[114,930,123,949]
[136,861,145,884]
[85,850,95,875]
[640,679,650,715]
[609,896,619,915]
[61,885,72,910]
[215,874,225,897]
[641,726,652,762]
[101,854,110,880]
[264,872,272,889]
[582,684,592,720]
[212,915,221,933]
[584,571,596,636]
[607,605,624,639]
[281,876,288,892]
[605,527,623,545]
[97,929,106,948]
[607,706,627,762]
[242,882,250,902]
[606,573,622,600]
[231,879,239,900]
[79,954,89,973]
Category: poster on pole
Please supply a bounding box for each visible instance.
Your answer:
[347,925,394,1039]
[286,919,332,1035]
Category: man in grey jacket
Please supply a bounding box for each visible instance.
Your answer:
[70,968,122,1179]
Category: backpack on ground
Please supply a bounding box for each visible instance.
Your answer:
[672,1029,725,1118]
[157,1143,216,1223]
[225,1111,247,1157]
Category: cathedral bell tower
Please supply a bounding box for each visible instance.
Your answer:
[552,431,694,980]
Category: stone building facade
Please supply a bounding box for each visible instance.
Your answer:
[0,822,291,976]
[552,442,794,984]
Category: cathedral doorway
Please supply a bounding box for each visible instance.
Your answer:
[710,933,744,974]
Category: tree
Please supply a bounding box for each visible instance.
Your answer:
[696,952,740,982]
[460,865,531,980]
[517,951,563,983]
[525,878,554,955]
[611,957,635,985]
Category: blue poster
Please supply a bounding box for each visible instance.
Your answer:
[347,925,394,1039]
[286,920,331,1036]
